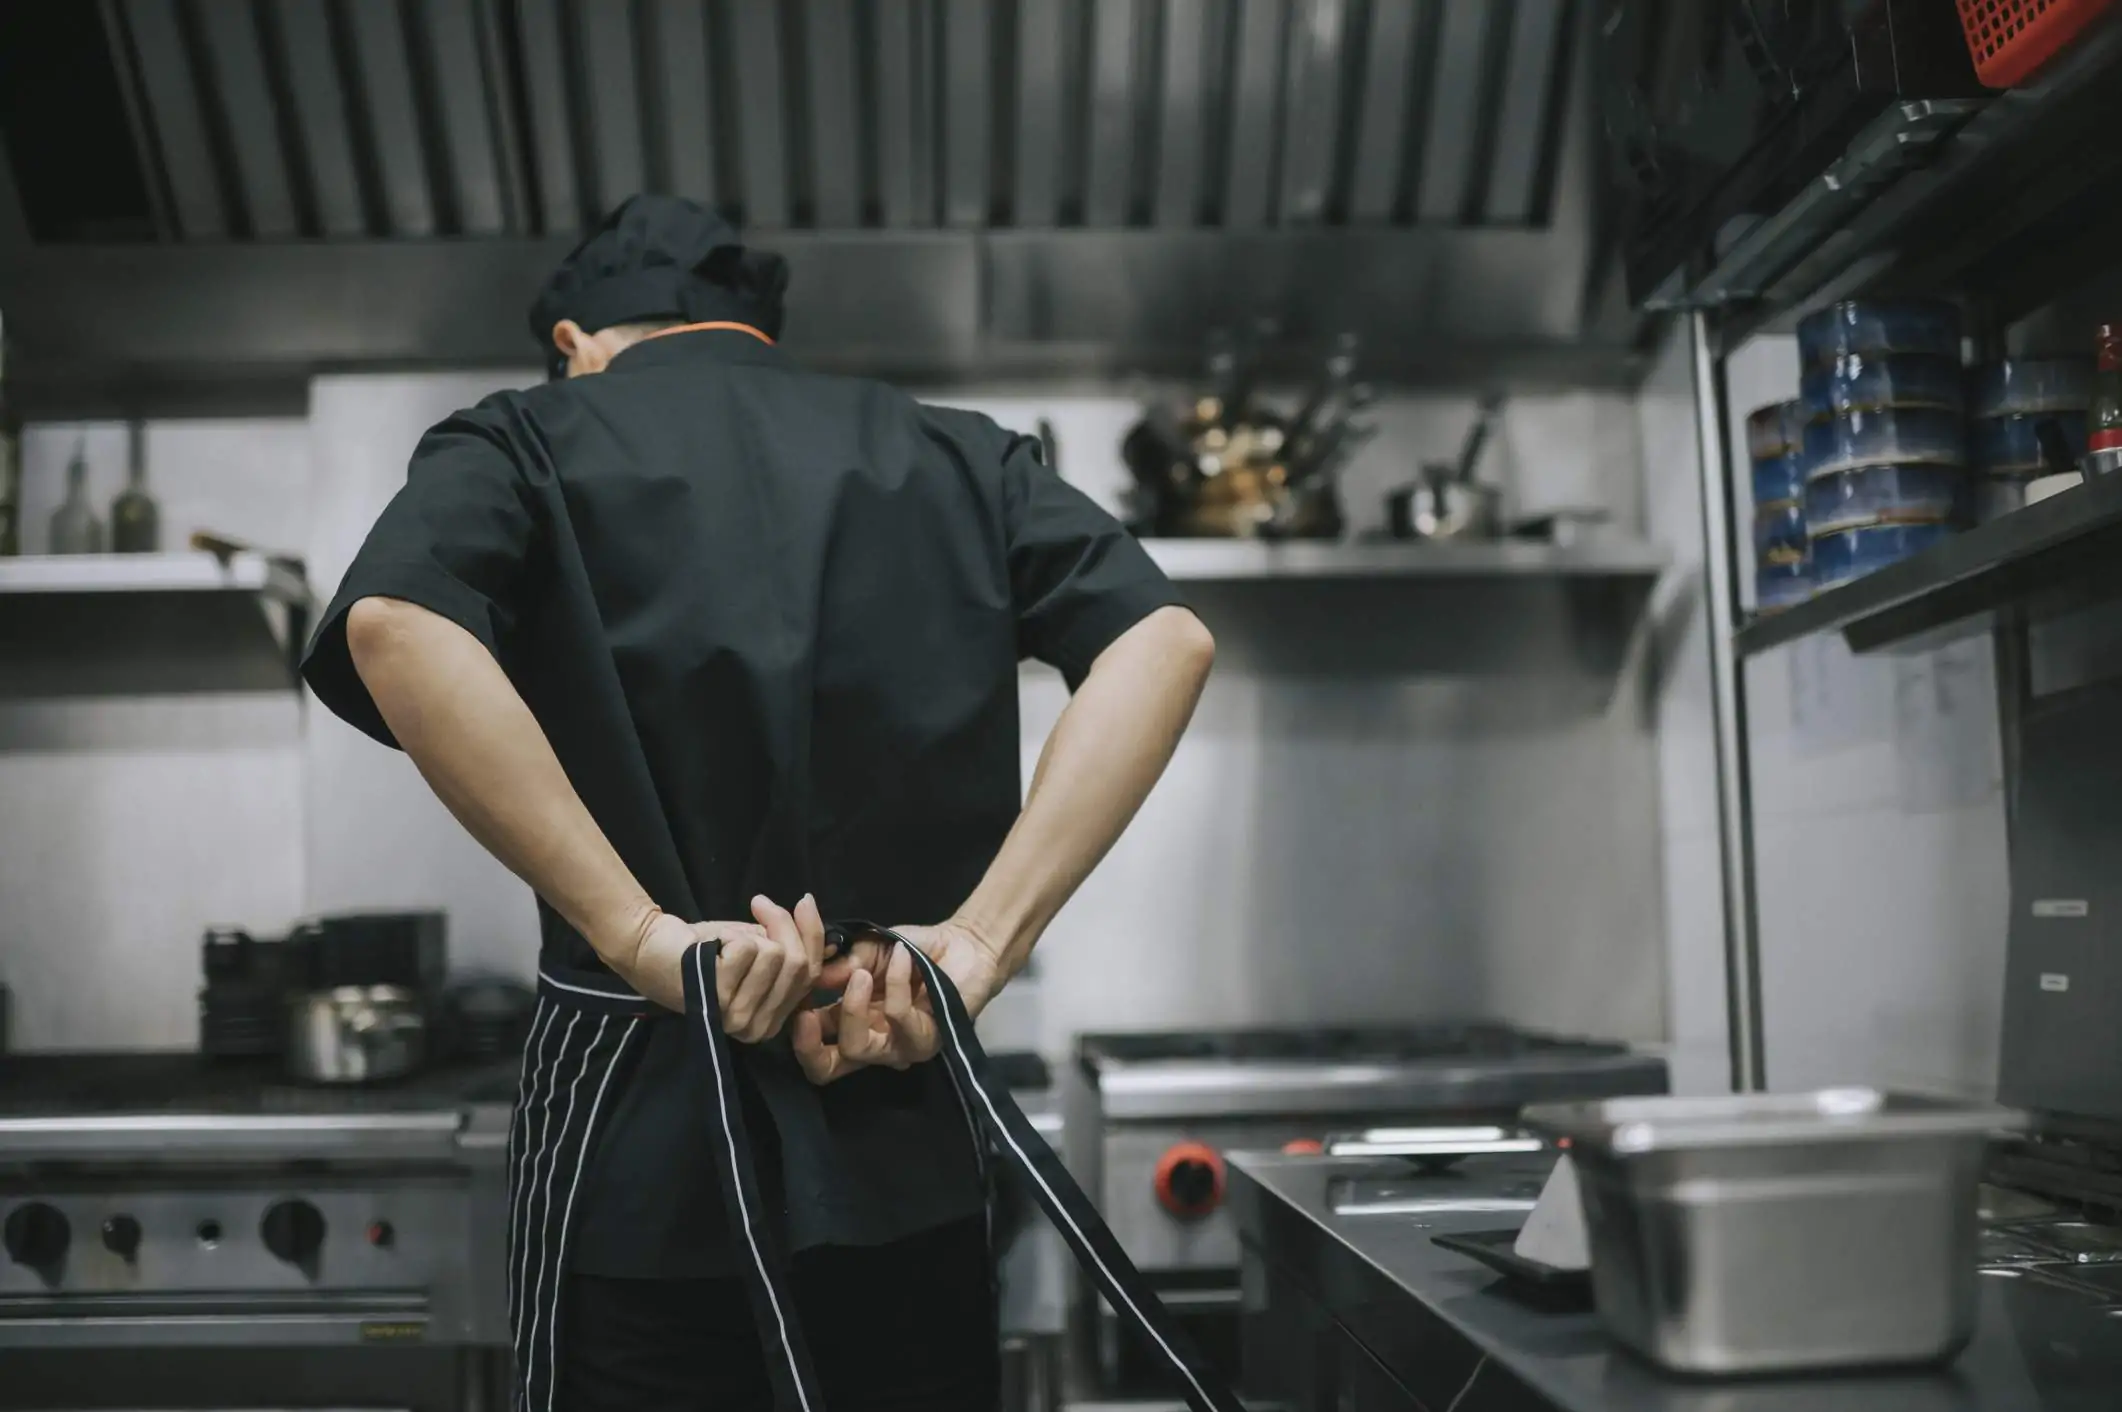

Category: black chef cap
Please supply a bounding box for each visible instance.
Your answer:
[528,194,789,375]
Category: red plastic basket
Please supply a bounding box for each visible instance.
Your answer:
[1957,0,2118,87]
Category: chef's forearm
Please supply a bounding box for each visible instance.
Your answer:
[344,596,660,976]
[957,605,1214,975]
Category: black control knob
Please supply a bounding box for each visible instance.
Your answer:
[101,1215,143,1261]
[1168,1159,1218,1208]
[1153,1142,1227,1218]
[260,1200,326,1264]
[4,1203,71,1269]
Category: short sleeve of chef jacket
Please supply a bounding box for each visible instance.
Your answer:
[997,429,1189,689]
[301,400,536,749]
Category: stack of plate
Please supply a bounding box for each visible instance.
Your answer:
[1968,359,2092,521]
[1746,399,1810,613]
[1795,300,1963,590]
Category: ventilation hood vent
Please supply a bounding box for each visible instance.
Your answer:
[0,0,1637,408]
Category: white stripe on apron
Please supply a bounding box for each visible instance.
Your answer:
[506,927,1245,1412]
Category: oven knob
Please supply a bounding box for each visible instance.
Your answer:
[261,1200,326,1264]
[101,1215,143,1260]
[4,1202,70,1269]
[1153,1142,1226,1219]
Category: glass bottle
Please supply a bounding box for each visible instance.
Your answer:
[2090,322,2122,477]
[110,421,159,552]
[49,441,105,555]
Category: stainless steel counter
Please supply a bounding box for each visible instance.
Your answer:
[1230,1150,2122,1412]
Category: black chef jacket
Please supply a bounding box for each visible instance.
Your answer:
[301,326,1184,1276]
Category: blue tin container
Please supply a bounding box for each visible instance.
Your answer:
[1754,500,1808,566]
[1804,406,1964,478]
[1797,298,1961,370]
[1752,451,1807,507]
[1800,353,1963,421]
[1970,411,2088,476]
[1746,399,1808,461]
[1971,358,2093,418]
[1756,558,1812,613]
[1811,523,1953,589]
[1804,463,1962,537]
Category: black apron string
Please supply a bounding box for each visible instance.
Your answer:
[681,923,1247,1412]
[683,940,832,1412]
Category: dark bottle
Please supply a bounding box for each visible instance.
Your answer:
[110,421,159,552]
[2091,323,2122,477]
[49,442,104,555]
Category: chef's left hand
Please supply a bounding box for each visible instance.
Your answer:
[793,921,1002,1084]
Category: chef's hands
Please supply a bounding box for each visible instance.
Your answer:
[720,894,826,1042]
[791,920,1004,1084]
[627,894,825,1043]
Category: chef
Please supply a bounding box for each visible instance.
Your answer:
[300,193,1216,1412]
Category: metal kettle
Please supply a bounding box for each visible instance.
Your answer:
[287,985,427,1084]
[1386,396,1504,541]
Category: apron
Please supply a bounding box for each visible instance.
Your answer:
[505,922,1244,1412]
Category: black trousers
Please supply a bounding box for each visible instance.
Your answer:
[557,1217,1000,1412]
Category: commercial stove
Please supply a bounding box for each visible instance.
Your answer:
[0,1053,516,1412]
[0,1049,1069,1412]
[1070,1023,1667,1389]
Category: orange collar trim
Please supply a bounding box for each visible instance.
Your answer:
[642,321,776,346]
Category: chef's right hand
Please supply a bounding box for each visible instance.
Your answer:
[624,894,821,1040]
[716,894,826,1043]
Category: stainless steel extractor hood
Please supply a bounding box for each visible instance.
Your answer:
[0,0,1641,411]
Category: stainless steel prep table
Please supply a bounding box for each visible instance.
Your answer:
[1231,1150,2122,1412]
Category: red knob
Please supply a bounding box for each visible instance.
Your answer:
[1154,1142,1226,1218]
[1281,1138,1324,1156]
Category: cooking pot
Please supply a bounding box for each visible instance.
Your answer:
[287,985,427,1083]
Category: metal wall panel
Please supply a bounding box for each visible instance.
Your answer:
[1014,0,1067,228]
[1415,0,1497,224]
[514,0,582,232]
[1485,0,1567,224]
[1222,0,1287,229]
[420,0,508,234]
[942,0,991,228]
[730,0,790,227]
[1085,0,1140,227]
[805,0,862,227]
[342,0,435,236]
[1152,0,1210,228]
[874,0,935,228]
[645,0,718,208]
[120,0,226,238]
[1278,0,1347,226]
[1347,0,1421,224]
[194,1,296,237]
[271,0,366,236]
[577,0,644,220]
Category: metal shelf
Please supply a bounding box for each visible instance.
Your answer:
[1735,476,2122,658]
[1138,538,1666,682]
[0,551,313,695]
[1142,538,1667,581]
[1668,13,2122,342]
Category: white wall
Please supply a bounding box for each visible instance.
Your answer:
[1722,337,2010,1096]
[302,374,544,980]
[0,421,311,1049]
[1633,326,2011,1099]
[2,375,1668,1058]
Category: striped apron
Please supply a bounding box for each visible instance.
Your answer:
[504,922,1243,1412]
